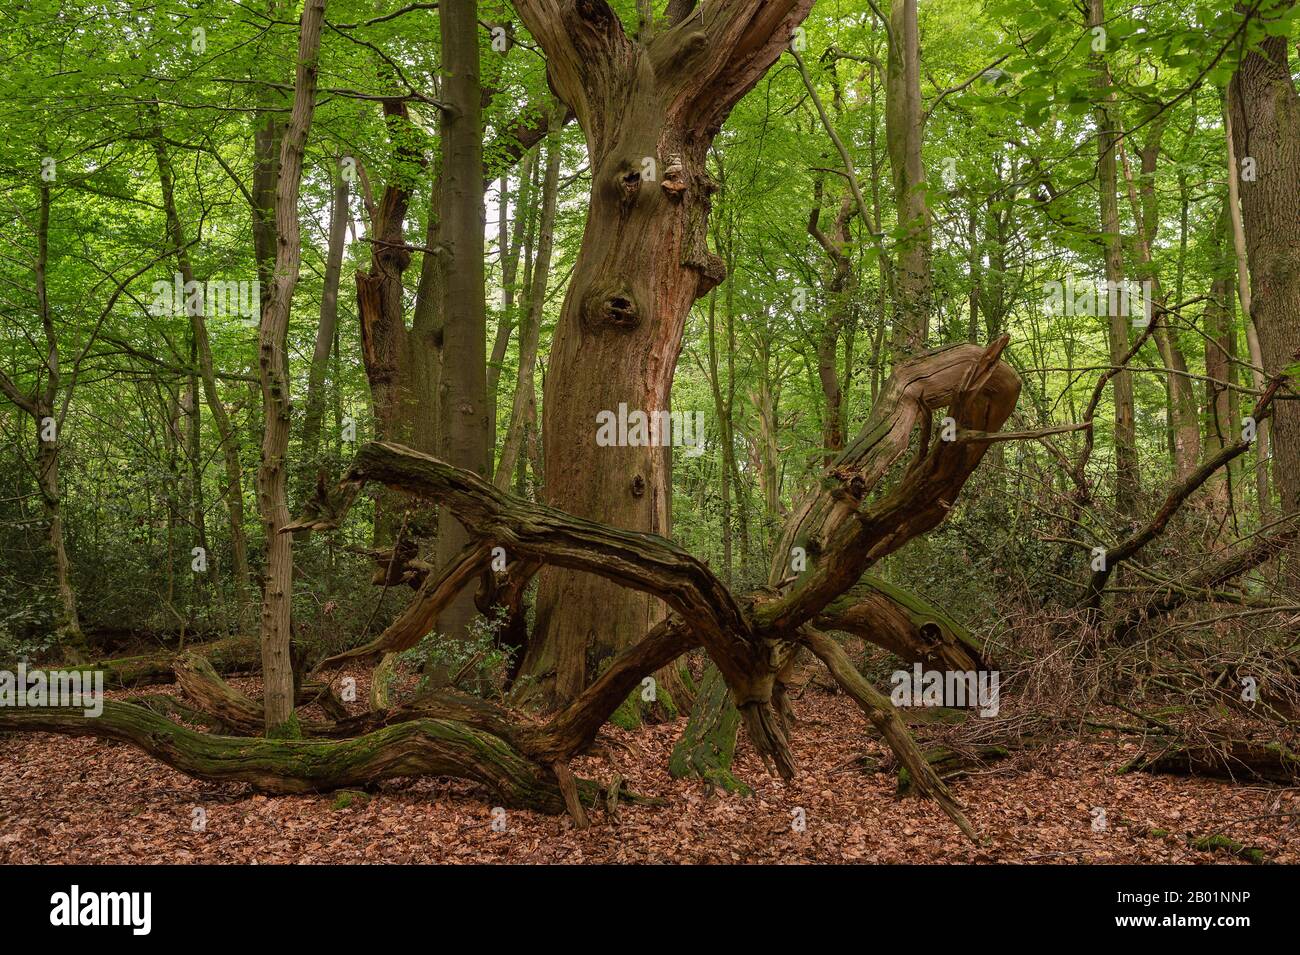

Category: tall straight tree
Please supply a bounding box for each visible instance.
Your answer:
[497,102,564,491]
[1228,0,1300,535]
[256,0,326,734]
[510,0,816,708]
[1224,99,1271,520]
[432,0,491,645]
[885,0,930,357]
[1089,0,1139,518]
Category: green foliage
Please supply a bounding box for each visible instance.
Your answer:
[0,0,1293,674]
[396,608,515,697]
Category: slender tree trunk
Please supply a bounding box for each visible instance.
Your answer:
[150,122,253,619]
[1,185,88,655]
[497,105,562,491]
[487,151,538,471]
[705,287,733,580]
[256,0,326,735]
[300,158,350,503]
[1203,214,1236,515]
[1119,131,1200,478]
[37,414,81,653]
[1224,93,1274,523]
[1090,0,1140,517]
[752,346,784,551]
[409,173,444,462]
[885,0,930,357]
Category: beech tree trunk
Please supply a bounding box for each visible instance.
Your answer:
[432,0,492,647]
[885,0,930,358]
[497,103,562,490]
[1223,99,1271,520]
[1229,5,1300,537]
[513,0,816,708]
[1203,207,1237,497]
[299,157,350,505]
[1118,128,1200,479]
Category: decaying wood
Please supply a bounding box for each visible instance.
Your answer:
[47,635,261,689]
[0,701,597,811]
[1123,739,1300,786]
[3,343,1019,840]
[816,575,992,672]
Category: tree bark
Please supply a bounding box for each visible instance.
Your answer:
[1090,0,1140,518]
[431,0,492,649]
[299,157,350,505]
[1229,5,1300,539]
[514,0,816,708]
[1119,129,1200,479]
[1223,98,1271,521]
[255,0,325,735]
[885,0,930,357]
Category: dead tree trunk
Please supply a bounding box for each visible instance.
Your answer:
[513,0,816,708]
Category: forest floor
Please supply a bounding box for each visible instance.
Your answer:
[1,675,1296,864]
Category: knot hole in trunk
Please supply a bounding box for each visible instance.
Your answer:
[581,282,642,331]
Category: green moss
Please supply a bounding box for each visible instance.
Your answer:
[331,789,370,810]
[651,685,679,721]
[702,767,753,795]
[266,711,302,740]
[609,691,642,731]
[1191,833,1267,864]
